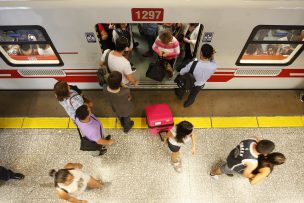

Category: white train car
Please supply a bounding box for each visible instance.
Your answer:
[0,0,303,89]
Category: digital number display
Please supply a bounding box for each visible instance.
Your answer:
[132,8,164,21]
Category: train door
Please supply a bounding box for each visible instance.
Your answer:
[95,23,204,88]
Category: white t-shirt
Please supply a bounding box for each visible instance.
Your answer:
[168,126,192,147]
[38,47,54,55]
[57,169,91,196]
[100,50,133,85]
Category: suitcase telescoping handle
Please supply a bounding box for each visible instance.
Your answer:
[159,131,168,142]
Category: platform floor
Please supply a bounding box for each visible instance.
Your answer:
[0,89,303,117]
[0,127,303,203]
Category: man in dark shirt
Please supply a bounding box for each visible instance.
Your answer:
[210,138,275,179]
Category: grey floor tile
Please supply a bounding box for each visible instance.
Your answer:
[0,128,304,203]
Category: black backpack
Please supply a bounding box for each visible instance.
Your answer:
[174,60,198,91]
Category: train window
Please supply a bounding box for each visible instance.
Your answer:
[95,23,203,86]
[0,25,63,66]
[236,25,304,66]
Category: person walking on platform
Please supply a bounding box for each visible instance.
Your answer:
[54,81,92,121]
[103,71,134,133]
[210,138,275,179]
[49,162,105,203]
[100,36,137,86]
[0,166,24,181]
[75,105,113,155]
[250,152,286,185]
[175,43,217,108]
[163,121,196,173]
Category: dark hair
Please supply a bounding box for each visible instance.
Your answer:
[20,44,31,51]
[175,121,193,143]
[49,169,72,187]
[39,44,48,50]
[107,71,122,90]
[75,105,89,120]
[201,44,214,59]
[159,29,173,44]
[267,152,286,165]
[256,140,275,155]
[115,36,129,52]
[54,81,69,101]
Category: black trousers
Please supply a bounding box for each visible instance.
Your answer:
[175,85,204,106]
[0,166,15,181]
[118,116,132,130]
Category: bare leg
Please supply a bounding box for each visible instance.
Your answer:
[87,176,103,189]
[171,152,180,163]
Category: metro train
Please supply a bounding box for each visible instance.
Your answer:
[0,0,303,90]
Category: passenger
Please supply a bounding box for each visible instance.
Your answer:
[96,23,116,51]
[100,36,137,86]
[140,23,158,57]
[20,44,37,56]
[266,44,278,55]
[250,152,286,185]
[49,163,105,203]
[37,44,54,55]
[6,44,20,55]
[172,23,189,67]
[0,166,24,181]
[54,81,92,121]
[152,29,180,69]
[174,44,217,108]
[75,105,113,155]
[103,71,134,133]
[183,23,199,60]
[210,138,275,179]
[112,23,133,56]
[163,121,196,173]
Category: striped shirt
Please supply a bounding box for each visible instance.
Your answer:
[152,36,180,60]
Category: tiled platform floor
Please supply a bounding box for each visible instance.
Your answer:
[0,128,303,203]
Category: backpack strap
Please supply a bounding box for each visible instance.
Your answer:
[104,49,111,73]
[69,93,79,109]
[189,60,198,74]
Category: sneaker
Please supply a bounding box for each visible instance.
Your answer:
[209,172,219,180]
[300,93,304,102]
[172,160,182,173]
[130,63,136,72]
[105,135,111,140]
[11,173,25,180]
[123,121,134,133]
[183,100,192,108]
[226,174,234,177]
[99,148,107,156]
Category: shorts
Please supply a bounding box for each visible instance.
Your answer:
[168,140,181,152]
[220,162,235,175]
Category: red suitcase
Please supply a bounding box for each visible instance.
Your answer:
[145,103,174,136]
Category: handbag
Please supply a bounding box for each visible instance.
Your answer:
[97,49,111,86]
[146,59,166,82]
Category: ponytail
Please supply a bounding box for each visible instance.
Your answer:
[49,169,57,177]
[49,169,71,187]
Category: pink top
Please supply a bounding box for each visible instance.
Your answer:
[152,36,180,60]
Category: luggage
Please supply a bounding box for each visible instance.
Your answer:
[145,104,174,137]
[146,60,165,82]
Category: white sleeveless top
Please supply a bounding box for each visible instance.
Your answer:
[57,169,91,196]
[168,127,192,147]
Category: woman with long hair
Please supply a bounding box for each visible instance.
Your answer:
[250,152,286,185]
[163,121,196,172]
[49,163,104,203]
[53,81,92,121]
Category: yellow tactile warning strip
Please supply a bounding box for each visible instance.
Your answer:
[0,116,303,129]
[212,117,258,128]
